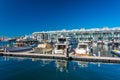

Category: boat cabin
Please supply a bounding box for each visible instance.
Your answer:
[14,43,27,47]
[53,43,68,55]
[75,43,89,56]
[33,43,52,53]
[37,43,52,49]
[78,44,87,49]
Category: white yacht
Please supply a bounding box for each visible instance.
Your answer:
[53,36,78,54]
[33,42,52,53]
[75,43,90,56]
[57,36,78,44]
[57,36,78,51]
[53,43,68,55]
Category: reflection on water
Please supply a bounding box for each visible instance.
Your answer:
[77,61,88,68]
[55,60,68,72]
[0,56,91,73]
[0,56,120,80]
[3,57,100,73]
[2,56,28,61]
[0,56,115,72]
[90,62,101,67]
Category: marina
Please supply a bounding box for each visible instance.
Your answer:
[1,0,120,80]
[0,32,120,63]
[0,20,120,80]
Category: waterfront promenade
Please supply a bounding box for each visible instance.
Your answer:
[0,52,120,63]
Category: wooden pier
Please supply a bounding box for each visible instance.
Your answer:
[0,52,120,63]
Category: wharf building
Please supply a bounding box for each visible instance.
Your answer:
[32,27,120,42]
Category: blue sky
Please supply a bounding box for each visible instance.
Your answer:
[0,0,120,37]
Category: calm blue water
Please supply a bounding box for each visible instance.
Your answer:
[0,56,120,80]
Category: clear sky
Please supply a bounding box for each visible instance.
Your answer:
[0,0,120,37]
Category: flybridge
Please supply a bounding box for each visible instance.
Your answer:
[57,36,78,45]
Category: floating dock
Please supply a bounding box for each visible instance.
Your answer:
[0,52,120,63]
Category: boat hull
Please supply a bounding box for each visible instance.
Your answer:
[6,46,32,52]
[75,49,89,56]
[111,50,120,57]
[75,53,89,56]
[33,48,52,53]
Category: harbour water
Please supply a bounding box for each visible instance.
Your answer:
[0,56,120,80]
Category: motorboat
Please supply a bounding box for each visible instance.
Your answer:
[6,43,32,52]
[111,50,120,57]
[56,36,78,52]
[75,43,90,56]
[33,42,52,53]
[57,36,78,46]
[53,43,68,55]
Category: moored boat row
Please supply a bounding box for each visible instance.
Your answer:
[1,35,120,58]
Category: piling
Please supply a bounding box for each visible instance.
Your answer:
[98,51,100,57]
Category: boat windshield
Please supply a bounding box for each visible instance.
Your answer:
[14,43,27,47]
[57,45,66,50]
[78,45,87,49]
